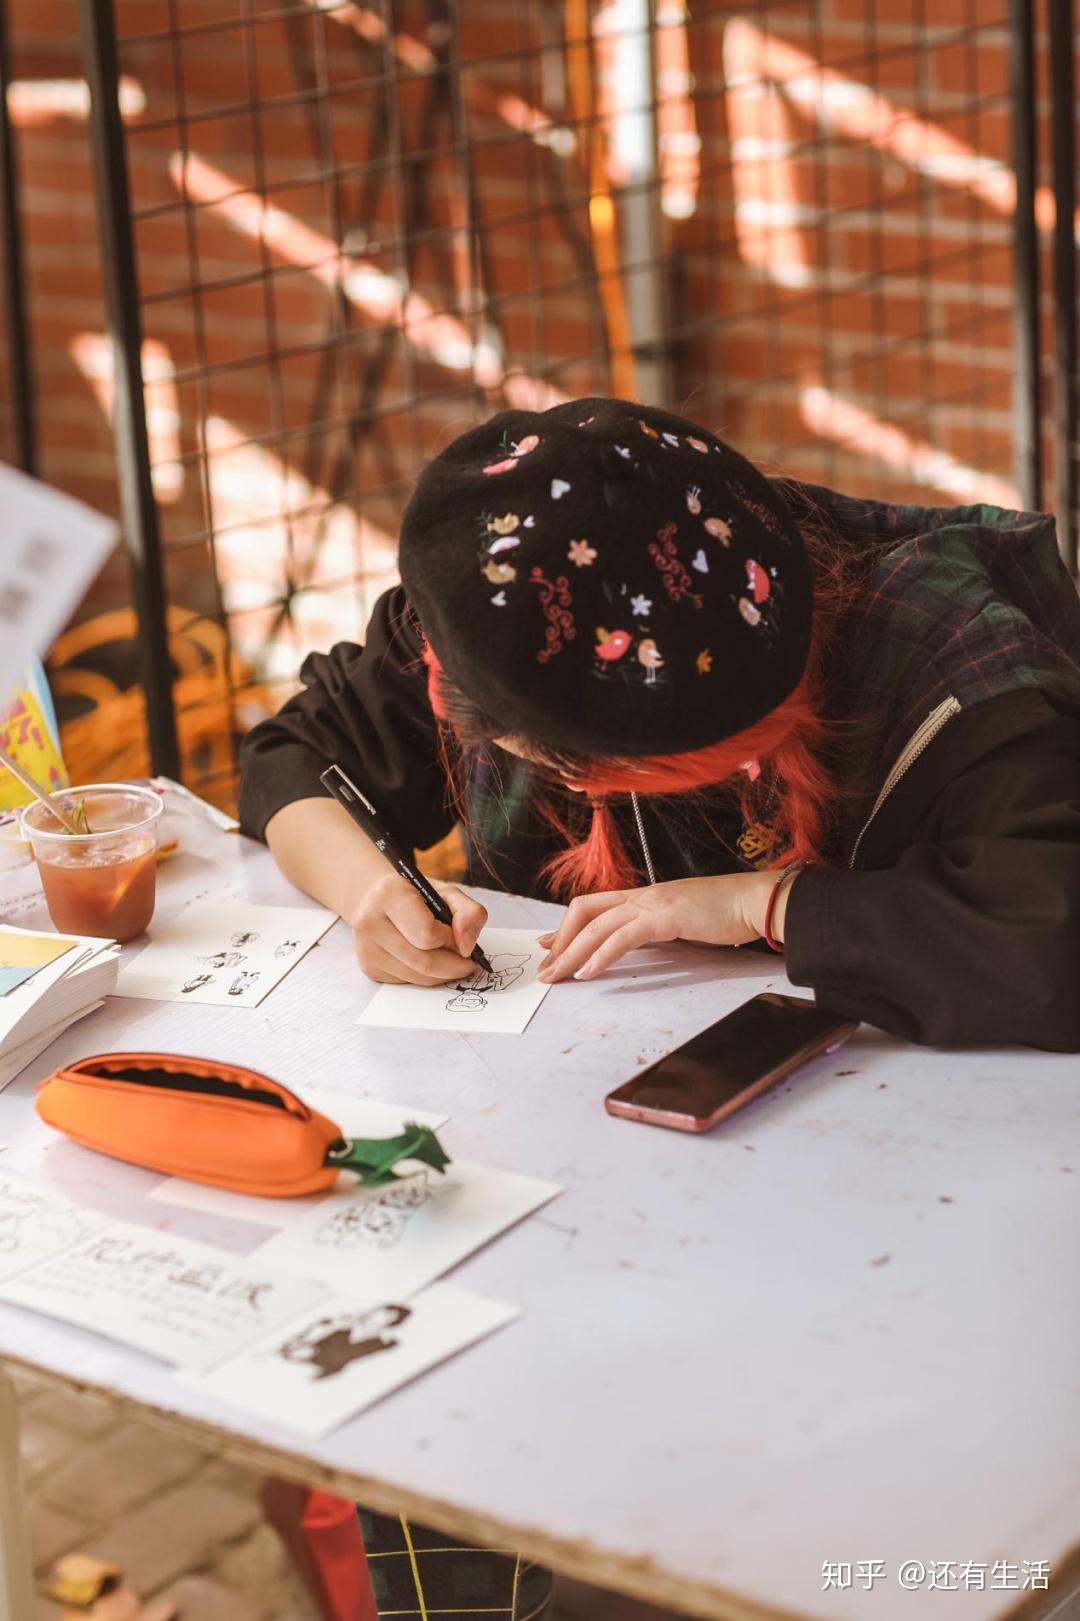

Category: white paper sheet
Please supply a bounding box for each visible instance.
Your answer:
[0,466,117,701]
[146,1090,449,1228]
[183,1281,521,1437]
[0,1169,112,1281]
[358,927,552,1034]
[255,1158,561,1297]
[0,1220,326,1371]
[115,901,337,1007]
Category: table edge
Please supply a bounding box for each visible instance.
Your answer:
[8,1351,1074,1621]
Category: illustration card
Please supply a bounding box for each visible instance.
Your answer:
[0,1170,112,1282]
[0,1220,327,1371]
[183,1281,520,1438]
[114,901,337,1007]
[255,1158,562,1297]
[357,927,552,1034]
[146,1090,449,1229]
[0,931,78,997]
[0,464,117,703]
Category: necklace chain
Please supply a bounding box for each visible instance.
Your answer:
[629,791,658,886]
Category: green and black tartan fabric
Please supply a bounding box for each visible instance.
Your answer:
[358,1508,554,1620]
[778,479,1080,768]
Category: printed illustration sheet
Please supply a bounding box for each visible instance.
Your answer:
[0,465,117,702]
[254,1158,561,1295]
[183,1281,520,1438]
[147,1090,449,1229]
[0,1220,326,1371]
[114,900,336,1007]
[358,927,552,1034]
[0,1170,112,1282]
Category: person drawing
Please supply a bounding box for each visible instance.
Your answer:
[241,397,1080,1050]
[240,394,1080,1620]
[277,1303,411,1380]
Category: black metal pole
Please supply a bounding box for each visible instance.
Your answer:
[1049,0,1078,571]
[78,0,179,776]
[0,0,36,474]
[1010,0,1043,513]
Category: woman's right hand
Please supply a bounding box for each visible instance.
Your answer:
[350,873,489,985]
[263,797,487,987]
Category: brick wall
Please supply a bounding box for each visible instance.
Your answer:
[0,0,1065,803]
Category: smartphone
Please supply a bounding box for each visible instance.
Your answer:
[604,992,859,1133]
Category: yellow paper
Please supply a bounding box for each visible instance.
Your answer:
[0,666,68,813]
[0,931,77,996]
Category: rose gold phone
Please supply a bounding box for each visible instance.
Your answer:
[604,992,859,1132]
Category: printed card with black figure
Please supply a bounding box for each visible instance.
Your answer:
[183,1282,521,1438]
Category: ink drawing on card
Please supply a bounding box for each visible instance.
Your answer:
[358,928,552,1033]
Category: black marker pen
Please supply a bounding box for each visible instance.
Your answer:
[320,763,494,974]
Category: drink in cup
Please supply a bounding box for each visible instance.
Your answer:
[20,784,163,942]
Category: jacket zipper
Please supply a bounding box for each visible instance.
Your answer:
[848,695,961,869]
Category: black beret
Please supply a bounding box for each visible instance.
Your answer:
[399,396,813,758]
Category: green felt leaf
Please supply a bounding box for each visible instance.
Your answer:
[325,1122,452,1186]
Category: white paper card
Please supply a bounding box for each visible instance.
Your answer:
[256,1159,561,1297]
[0,467,117,701]
[0,1170,112,1281]
[115,901,336,1007]
[146,1090,449,1229]
[0,1220,326,1370]
[358,928,552,1034]
[184,1281,520,1437]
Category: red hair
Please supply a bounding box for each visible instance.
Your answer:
[421,484,866,898]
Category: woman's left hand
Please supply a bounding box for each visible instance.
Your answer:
[536,872,780,982]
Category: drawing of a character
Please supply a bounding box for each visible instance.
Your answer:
[274,939,302,959]
[181,972,215,995]
[445,953,528,1013]
[314,1173,434,1251]
[0,1192,87,1259]
[277,1303,412,1380]
[197,950,245,969]
[228,970,262,996]
[231,930,260,947]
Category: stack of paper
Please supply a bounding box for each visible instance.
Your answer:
[0,926,120,1088]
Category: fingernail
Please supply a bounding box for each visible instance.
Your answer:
[537,932,555,947]
[574,964,595,981]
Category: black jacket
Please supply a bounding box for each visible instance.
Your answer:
[240,483,1080,1052]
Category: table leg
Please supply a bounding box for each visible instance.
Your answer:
[0,1366,35,1621]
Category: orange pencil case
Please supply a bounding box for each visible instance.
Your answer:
[35,1052,449,1198]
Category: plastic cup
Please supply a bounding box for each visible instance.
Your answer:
[20,783,163,943]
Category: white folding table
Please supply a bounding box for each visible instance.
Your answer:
[1,824,1078,1621]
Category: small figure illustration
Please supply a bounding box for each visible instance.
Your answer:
[315,1173,434,1250]
[445,953,528,1013]
[181,972,215,994]
[273,939,302,959]
[0,1188,88,1259]
[277,1303,412,1381]
[228,970,262,996]
[197,950,245,969]
[231,930,260,947]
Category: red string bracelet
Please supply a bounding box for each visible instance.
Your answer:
[762,862,805,953]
